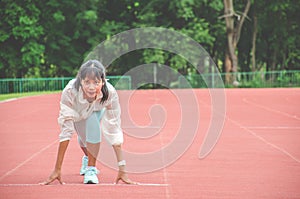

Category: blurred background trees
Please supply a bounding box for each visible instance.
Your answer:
[0,0,299,81]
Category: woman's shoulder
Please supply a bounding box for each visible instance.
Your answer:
[106,80,117,93]
[62,79,78,98]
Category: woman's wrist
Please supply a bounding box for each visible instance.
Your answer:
[54,166,62,172]
[118,160,126,167]
[118,160,126,171]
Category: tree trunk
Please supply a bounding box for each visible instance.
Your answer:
[223,0,235,70]
[251,15,257,72]
[223,0,251,84]
[224,51,232,83]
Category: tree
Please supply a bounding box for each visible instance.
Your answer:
[1,0,298,79]
[0,0,45,78]
[255,0,300,71]
[38,0,104,76]
[221,0,251,83]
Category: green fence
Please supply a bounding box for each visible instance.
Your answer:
[0,71,299,94]
[178,70,300,88]
[0,76,131,94]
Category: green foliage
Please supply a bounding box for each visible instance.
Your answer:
[174,0,196,20]
[99,21,129,39]
[180,18,215,46]
[0,0,299,79]
[251,0,299,71]
[0,1,45,77]
[52,11,66,23]
[21,41,45,66]
[180,71,300,88]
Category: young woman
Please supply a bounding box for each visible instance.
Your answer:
[41,60,135,185]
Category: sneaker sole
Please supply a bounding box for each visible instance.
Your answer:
[84,180,98,184]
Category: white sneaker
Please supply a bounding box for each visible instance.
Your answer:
[80,155,100,175]
[83,167,99,184]
[80,156,88,175]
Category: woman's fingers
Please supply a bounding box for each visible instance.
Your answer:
[39,178,55,185]
[57,176,65,185]
[115,172,138,185]
[121,178,138,185]
[39,177,65,185]
[116,177,138,185]
[39,172,64,185]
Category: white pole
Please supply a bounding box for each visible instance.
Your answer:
[153,64,157,86]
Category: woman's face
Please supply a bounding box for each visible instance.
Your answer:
[81,77,103,101]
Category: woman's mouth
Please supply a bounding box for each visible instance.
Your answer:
[86,91,96,96]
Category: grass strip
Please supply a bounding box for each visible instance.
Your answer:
[0,91,61,101]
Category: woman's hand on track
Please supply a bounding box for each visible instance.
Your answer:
[115,170,138,185]
[39,170,64,185]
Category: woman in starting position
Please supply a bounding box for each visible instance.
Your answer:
[41,60,135,185]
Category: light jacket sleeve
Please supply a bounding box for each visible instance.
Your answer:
[58,83,77,142]
[102,84,124,145]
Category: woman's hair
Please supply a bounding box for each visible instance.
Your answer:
[74,60,109,104]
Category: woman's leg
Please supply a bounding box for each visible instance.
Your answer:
[83,111,103,184]
[77,137,88,156]
[80,147,88,156]
[75,110,104,159]
[86,142,100,166]
[85,111,103,166]
[74,120,89,175]
[74,111,103,181]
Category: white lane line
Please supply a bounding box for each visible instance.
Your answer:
[159,126,171,198]
[0,98,17,103]
[229,118,300,164]
[0,139,58,182]
[0,183,169,187]
[243,98,300,120]
[245,126,300,129]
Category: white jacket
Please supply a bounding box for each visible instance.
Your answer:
[58,79,123,145]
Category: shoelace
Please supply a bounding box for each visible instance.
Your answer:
[86,167,100,175]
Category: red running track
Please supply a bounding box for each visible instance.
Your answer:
[0,88,299,199]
